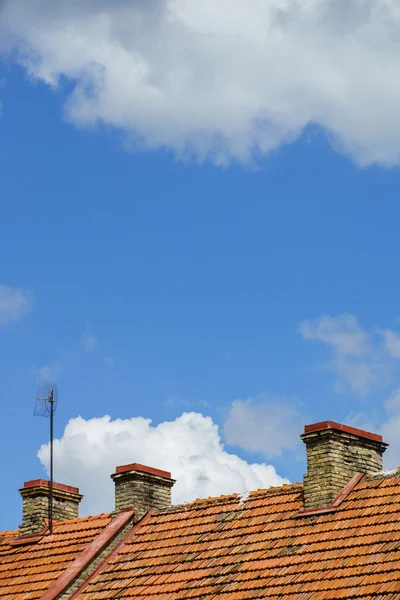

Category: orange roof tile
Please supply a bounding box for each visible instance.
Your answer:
[0,514,112,600]
[73,474,400,600]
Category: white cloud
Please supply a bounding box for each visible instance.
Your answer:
[298,314,370,356]
[377,328,400,359]
[3,1,400,165]
[299,314,391,394]
[223,395,305,457]
[383,386,400,413]
[82,327,97,352]
[37,412,289,516]
[33,362,63,381]
[333,355,389,395]
[0,284,31,325]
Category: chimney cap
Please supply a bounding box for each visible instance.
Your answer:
[113,463,172,479]
[302,421,386,444]
[21,479,81,495]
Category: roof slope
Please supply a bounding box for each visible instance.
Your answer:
[0,514,111,599]
[75,473,400,600]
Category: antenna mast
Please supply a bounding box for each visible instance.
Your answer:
[34,381,58,534]
[49,387,54,533]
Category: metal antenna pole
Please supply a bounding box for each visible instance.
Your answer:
[34,381,58,536]
[49,388,54,534]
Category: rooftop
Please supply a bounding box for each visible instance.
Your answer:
[75,470,400,599]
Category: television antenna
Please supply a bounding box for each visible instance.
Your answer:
[34,381,58,534]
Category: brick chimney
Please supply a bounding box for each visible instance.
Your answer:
[301,421,388,510]
[19,479,83,537]
[111,463,175,520]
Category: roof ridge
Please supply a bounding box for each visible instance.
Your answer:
[159,481,303,513]
[52,513,112,526]
[0,514,112,539]
[365,466,400,480]
[0,529,18,537]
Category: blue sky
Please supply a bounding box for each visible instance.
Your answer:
[2,0,400,531]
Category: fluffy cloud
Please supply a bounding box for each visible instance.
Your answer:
[37,412,289,516]
[223,395,305,457]
[2,1,400,165]
[0,284,31,325]
[298,314,395,394]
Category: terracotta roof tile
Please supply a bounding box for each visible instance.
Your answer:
[0,514,111,599]
[72,473,400,600]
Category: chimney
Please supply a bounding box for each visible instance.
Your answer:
[301,421,388,510]
[111,463,175,520]
[19,479,83,537]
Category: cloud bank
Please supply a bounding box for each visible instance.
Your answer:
[2,1,400,165]
[37,412,289,516]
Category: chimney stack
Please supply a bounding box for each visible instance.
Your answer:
[301,421,388,510]
[19,479,83,537]
[111,463,175,520]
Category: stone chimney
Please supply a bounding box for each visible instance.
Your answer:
[111,463,175,520]
[19,479,83,537]
[301,421,388,510]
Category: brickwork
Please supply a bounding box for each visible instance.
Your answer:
[19,481,83,536]
[301,425,388,509]
[111,464,175,520]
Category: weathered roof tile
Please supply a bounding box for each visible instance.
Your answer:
[0,514,111,600]
[71,474,400,600]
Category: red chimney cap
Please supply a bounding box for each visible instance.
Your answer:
[303,421,384,444]
[22,479,80,494]
[114,463,171,479]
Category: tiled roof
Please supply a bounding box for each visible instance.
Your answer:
[0,514,111,599]
[74,472,400,600]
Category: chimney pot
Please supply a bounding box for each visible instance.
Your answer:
[111,462,175,520]
[301,420,388,510]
